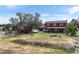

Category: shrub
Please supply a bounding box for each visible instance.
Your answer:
[65,21,78,36]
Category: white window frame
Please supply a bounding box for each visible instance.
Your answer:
[53,23,56,26]
[47,24,50,26]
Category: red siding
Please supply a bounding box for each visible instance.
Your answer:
[45,23,67,27]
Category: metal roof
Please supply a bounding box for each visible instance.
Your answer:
[45,20,67,24]
[46,27,66,29]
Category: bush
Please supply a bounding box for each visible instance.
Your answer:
[65,22,78,36]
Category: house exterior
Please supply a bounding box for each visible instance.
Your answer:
[39,20,67,32]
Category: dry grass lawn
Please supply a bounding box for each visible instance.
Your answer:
[0,32,76,54]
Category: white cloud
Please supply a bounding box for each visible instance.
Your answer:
[54,15,67,17]
[0,16,10,24]
[41,14,68,20]
[0,14,16,24]
[4,5,30,9]
[69,6,79,15]
[5,5,17,9]
[40,14,72,23]
[48,17,67,21]
[41,14,50,17]
[6,5,16,8]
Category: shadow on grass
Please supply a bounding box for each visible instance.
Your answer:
[20,32,38,35]
[11,39,75,53]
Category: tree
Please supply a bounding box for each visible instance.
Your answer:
[65,19,78,36]
[76,18,79,27]
[33,13,42,29]
[71,19,77,23]
[9,17,19,30]
[71,18,79,28]
[2,23,12,31]
[9,12,42,33]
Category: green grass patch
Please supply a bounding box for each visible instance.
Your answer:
[76,30,79,36]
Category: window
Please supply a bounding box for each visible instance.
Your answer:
[59,24,62,26]
[60,24,63,26]
[61,24,63,26]
[47,24,50,26]
[53,23,56,26]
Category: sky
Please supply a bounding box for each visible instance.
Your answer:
[0,5,79,24]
